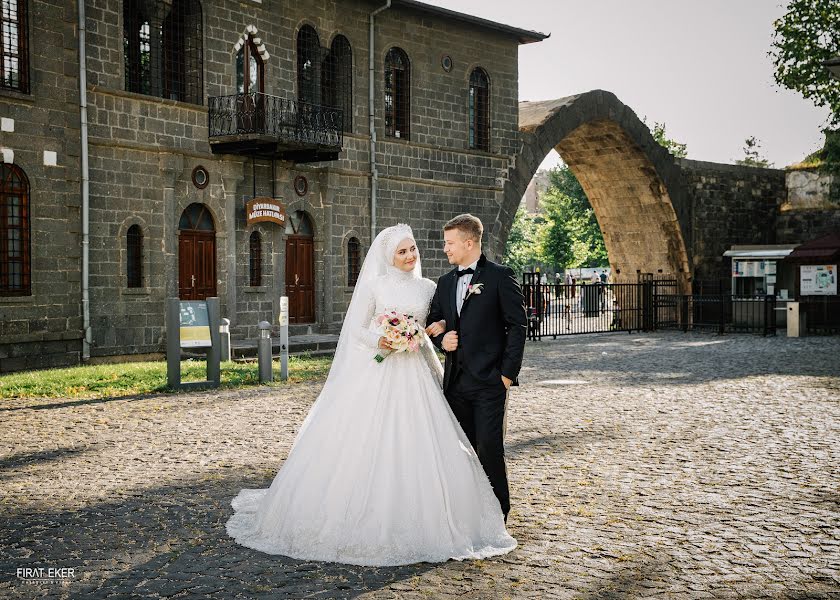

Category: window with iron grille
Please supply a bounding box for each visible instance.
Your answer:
[124,0,203,105]
[127,224,144,288]
[322,34,352,132]
[249,230,262,287]
[297,25,320,106]
[1,0,28,93]
[0,164,30,296]
[384,47,410,140]
[469,68,490,151]
[347,237,361,286]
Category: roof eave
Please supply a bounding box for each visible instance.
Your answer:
[391,0,549,45]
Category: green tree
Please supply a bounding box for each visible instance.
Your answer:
[770,0,840,127]
[643,118,688,158]
[539,166,608,269]
[736,136,774,168]
[538,190,575,268]
[503,205,547,275]
[771,0,840,178]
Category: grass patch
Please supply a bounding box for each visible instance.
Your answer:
[0,355,333,400]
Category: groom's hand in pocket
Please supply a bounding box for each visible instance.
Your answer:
[442,331,459,352]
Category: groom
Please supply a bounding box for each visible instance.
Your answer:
[427,214,527,521]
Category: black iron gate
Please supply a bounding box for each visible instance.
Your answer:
[522,273,776,340]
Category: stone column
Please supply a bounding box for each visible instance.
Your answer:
[222,172,245,328]
[159,153,184,301]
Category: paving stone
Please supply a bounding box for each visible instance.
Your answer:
[0,332,838,598]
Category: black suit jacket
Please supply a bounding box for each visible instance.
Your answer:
[428,254,527,392]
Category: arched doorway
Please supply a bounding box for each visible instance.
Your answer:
[178,203,217,300]
[285,210,315,323]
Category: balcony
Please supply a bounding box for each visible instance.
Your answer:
[208,93,343,163]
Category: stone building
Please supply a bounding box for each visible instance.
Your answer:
[0,0,546,372]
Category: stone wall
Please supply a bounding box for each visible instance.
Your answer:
[676,159,787,283]
[777,168,840,244]
[0,0,83,372]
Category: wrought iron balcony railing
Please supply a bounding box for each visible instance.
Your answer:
[208,93,343,161]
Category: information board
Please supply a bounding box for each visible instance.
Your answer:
[179,301,212,347]
[800,265,837,296]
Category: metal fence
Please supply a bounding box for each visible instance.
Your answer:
[660,293,777,335]
[523,274,777,340]
[800,296,840,334]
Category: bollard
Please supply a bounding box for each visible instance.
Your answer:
[278,296,289,381]
[257,320,273,383]
[220,318,231,362]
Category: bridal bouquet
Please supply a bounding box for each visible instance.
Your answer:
[373,311,424,363]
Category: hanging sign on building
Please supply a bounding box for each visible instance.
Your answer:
[246,197,287,226]
[800,265,837,296]
[179,301,212,347]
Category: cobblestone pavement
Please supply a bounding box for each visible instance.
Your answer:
[1,332,838,599]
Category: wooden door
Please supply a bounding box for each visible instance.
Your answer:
[285,236,315,323]
[179,231,217,300]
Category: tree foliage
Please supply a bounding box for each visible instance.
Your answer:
[644,118,688,158]
[503,205,547,275]
[541,166,608,269]
[735,136,774,168]
[770,0,840,126]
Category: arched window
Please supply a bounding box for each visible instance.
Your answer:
[347,237,361,286]
[124,0,203,105]
[469,67,490,151]
[236,34,264,94]
[296,25,320,106]
[323,35,352,132]
[249,230,262,287]
[0,164,31,296]
[285,210,314,236]
[127,224,144,288]
[1,0,29,93]
[178,202,214,231]
[384,47,410,140]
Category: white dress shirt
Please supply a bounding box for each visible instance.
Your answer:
[456,259,479,315]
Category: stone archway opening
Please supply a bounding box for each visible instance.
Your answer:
[498,91,693,293]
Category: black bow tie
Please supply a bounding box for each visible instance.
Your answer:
[457,268,475,277]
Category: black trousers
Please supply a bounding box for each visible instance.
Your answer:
[445,368,510,516]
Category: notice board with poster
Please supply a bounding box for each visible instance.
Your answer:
[179,301,212,347]
[800,265,837,296]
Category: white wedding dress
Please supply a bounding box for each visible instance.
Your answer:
[226,224,516,566]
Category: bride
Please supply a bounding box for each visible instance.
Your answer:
[226,223,516,566]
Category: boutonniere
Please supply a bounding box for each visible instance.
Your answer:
[466,283,484,299]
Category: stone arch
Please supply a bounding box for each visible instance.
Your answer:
[498,90,692,290]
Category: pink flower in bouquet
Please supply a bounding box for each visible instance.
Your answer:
[373,311,425,362]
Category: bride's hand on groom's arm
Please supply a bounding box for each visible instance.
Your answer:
[424,320,446,337]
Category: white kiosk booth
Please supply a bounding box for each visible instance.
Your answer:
[723,245,799,329]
